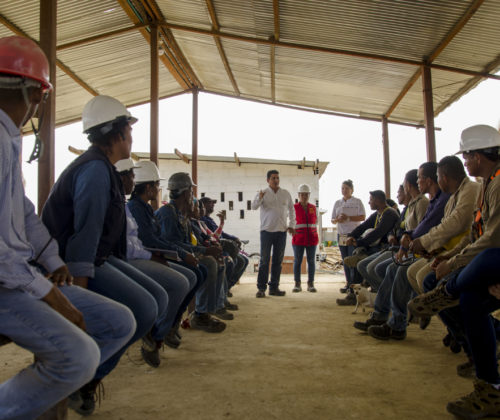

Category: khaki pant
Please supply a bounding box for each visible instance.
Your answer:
[407,258,433,294]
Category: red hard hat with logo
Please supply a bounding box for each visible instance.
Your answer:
[0,36,52,90]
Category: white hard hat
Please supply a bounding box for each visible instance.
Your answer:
[134,161,164,184]
[168,172,196,192]
[298,184,311,193]
[115,158,140,173]
[456,125,500,154]
[82,95,137,133]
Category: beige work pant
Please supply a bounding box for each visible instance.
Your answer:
[407,258,433,294]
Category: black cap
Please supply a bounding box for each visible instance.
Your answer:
[200,197,217,204]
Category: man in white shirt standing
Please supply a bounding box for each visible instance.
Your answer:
[252,170,296,297]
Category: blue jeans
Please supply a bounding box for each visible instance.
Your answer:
[372,262,400,321]
[292,245,317,283]
[171,261,205,318]
[228,254,249,289]
[446,249,500,384]
[424,270,469,353]
[386,264,413,332]
[129,259,191,333]
[198,256,225,313]
[356,250,391,291]
[257,231,287,291]
[338,236,362,285]
[0,285,135,420]
[88,257,163,379]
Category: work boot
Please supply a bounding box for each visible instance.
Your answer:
[336,292,356,306]
[367,323,406,341]
[408,283,459,318]
[164,327,181,349]
[213,307,234,320]
[141,332,161,368]
[190,312,226,333]
[225,301,239,311]
[307,282,317,293]
[447,380,500,419]
[339,286,349,294]
[68,379,102,416]
[269,289,286,296]
[292,282,302,293]
[256,290,266,298]
[353,316,386,332]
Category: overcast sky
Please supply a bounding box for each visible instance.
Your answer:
[22,75,500,226]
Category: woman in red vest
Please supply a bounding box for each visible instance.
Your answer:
[292,184,319,292]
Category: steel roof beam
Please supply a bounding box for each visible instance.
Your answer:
[161,21,500,81]
[385,0,485,118]
[143,0,203,89]
[205,0,240,95]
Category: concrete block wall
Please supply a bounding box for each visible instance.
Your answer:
[154,159,320,257]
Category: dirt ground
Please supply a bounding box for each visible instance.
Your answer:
[0,272,478,419]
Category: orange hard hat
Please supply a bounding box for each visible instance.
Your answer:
[0,36,52,90]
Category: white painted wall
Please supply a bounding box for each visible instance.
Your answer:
[154,159,321,257]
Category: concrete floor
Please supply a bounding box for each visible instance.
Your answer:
[0,273,476,419]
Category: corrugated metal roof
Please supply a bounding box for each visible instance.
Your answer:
[1,0,498,128]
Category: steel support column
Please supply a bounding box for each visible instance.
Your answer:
[192,89,198,196]
[382,116,391,197]
[422,65,437,162]
[37,0,56,213]
[150,24,160,209]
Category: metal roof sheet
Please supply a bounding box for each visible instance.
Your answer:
[1,0,498,128]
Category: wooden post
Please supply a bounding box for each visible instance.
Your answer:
[192,89,198,196]
[382,116,391,197]
[37,0,56,213]
[422,65,437,162]
[150,24,160,209]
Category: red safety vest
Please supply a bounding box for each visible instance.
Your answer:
[292,202,319,246]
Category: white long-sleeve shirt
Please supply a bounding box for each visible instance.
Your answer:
[0,109,63,299]
[252,187,295,232]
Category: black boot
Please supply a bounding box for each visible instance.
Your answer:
[292,282,302,293]
[68,378,102,416]
[307,282,317,293]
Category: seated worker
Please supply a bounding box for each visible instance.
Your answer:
[356,161,450,339]
[336,190,399,306]
[356,183,410,294]
[200,196,249,293]
[155,173,227,332]
[413,248,500,419]
[0,36,135,419]
[42,95,170,411]
[190,199,233,321]
[409,125,500,392]
[117,159,198,349]
[408,156,481,294]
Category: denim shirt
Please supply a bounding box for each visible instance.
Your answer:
[0,109,62,298]
[155,201,206,255]
[408,189,450,239]
[127,197,188,259]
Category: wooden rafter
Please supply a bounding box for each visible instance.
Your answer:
[0,13,99,96]
[205,0,240,95]
[385,0,485,118]
[161,21,500,81]
[234,152,241,166]
[174,148,190,164]
[143,0,203,88]
[116,0,190,89]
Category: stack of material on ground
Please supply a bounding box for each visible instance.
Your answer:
[319,246,343,272]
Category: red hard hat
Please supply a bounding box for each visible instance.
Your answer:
[0,36,52,90]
